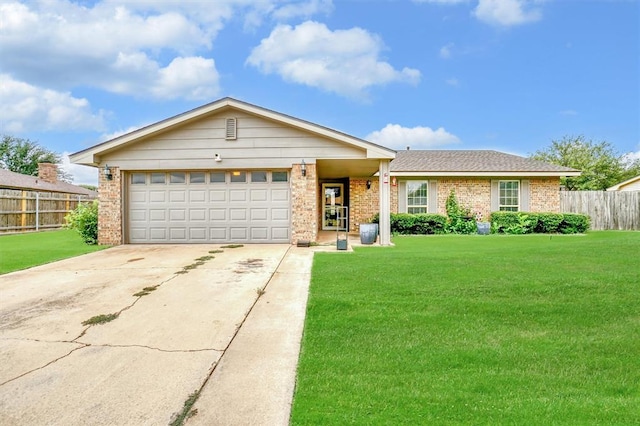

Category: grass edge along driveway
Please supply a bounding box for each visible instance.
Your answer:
[0,229,107,274]
[291,232,639,425]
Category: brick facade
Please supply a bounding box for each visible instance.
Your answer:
[436,179,492,219]
[348,178,379,232]
[529,178,561,212]
[291,163,317,244]
[37,163,58,184]
[98,167,122,245]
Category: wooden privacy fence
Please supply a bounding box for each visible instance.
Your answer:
[560,191,640,231]
[0,189,96,233]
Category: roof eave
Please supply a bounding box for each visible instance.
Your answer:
[390,171,582,177]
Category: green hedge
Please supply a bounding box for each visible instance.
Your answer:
[372,213,447,235]
[490,212,590,234]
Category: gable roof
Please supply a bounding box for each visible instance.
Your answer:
[607,174,640,191]
[70,97,395,166]
[0,168,97,196]
[390,150,580,177]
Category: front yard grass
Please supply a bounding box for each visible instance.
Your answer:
[0,229,106,274]
[291,232,640,425]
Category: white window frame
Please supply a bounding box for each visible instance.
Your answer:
[499,180,520,211]
[406,181,428,214]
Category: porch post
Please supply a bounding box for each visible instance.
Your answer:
[378,159,391,246]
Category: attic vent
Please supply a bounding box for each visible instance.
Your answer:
[225,117,237,140]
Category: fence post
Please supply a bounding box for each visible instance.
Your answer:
[35,192,40,231]
[21,190,27,230]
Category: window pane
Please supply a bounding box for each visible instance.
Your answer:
[230,171,246,183]
[150,173,165,184]
[190,172,205,183]
[170,172,185,184]
[272,171,288,182]
[407,181,428,211]
[251,171,267,183]
[131,173,146,184]
[210,172,225,183]
[499,181,519,210]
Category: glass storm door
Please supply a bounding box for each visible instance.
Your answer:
[322,183,344,230]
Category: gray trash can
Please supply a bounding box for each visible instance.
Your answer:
[359,223,378,244]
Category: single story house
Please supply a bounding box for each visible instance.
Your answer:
[607,175,640,191]
[70,98,579,246]
[0,163,96,197]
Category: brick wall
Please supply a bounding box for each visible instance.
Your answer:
[98,167,122,245]
[437,179,492,219]
[291,163,317,243]
[529,178,561,212]
[349,178,379,231]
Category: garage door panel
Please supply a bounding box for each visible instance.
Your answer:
[169,209,186,221]
[250,189,268,202]
[149,191,166,203]
[271,189,289,202]
[189,190,207,203]
[230,228,248,240]
[189,228,207,240]
[229,190,247,202]
[169,191,186,203]
[210,190,226,202]
[149,210,165,221]
[210,209,226,220]
[251,228,269,240]
[128,171,290,243]
[229,209,247,221]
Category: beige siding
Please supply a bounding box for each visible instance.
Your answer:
[101,111,365,170]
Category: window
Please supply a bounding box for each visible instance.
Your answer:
[407,181,428,214]
[190,172,205,183]
[499,181,519,211]
[251,171,267,183]
[230,171,246,183]
[131,173,146,184]
[170,172,185,184]
[150,173,166,184]
[272,171,288,182]
[210,172,225,183]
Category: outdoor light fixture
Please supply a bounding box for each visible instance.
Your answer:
[301,159,307,177]
[366,179,372,190]
[103,164,113,181]
[214,153,222,162]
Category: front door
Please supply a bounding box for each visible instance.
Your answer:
[322,183,345,230]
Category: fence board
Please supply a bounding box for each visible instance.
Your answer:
[0,189,96,233]
[560,191,640,230]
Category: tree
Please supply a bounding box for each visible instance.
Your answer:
[530,135,640,190]
[0,135,70,182]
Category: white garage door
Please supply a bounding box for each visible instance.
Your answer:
[127,170,290,243]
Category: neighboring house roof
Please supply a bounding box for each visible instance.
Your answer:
[70,97,396,166]
[390,150,581,177]
[607,175,640,191]
[0,168,97,196]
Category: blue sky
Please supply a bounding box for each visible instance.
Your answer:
[1,0,638,185]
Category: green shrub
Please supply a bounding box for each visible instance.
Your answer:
[444,190,476,234]
[491,211,589,234]
[65,200,98,244]
[559,213,590,234]
[371,213,447,235]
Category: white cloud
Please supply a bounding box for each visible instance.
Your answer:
[473,0,542,27]
[622,149,640,164]
[0,74,106,133]
[151,57,220,100]
[60,152,98,186]
[247,21,421,99]
[446,77,460,87]
[440,43,454,59]
[272,0,334,20]
[366,124,460,150]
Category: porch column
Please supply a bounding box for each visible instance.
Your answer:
[378,159,391,246]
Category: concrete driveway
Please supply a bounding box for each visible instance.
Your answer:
[0,244,313,425]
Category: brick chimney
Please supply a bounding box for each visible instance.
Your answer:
[38,163,58,184]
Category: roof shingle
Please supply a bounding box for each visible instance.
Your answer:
[0,168,97,196]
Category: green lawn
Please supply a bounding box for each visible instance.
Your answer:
[0,229,107,274]
[291,232,640,425]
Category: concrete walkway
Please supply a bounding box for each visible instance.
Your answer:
[0,244,315,426]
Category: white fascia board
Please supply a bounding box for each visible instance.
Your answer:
[390,171,582,177]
